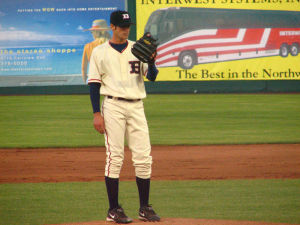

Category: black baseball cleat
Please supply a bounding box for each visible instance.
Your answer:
[106,206,133,224]
[139,205,160,222]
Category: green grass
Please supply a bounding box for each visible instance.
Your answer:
[0,94,299,148]
[1,94,299,225]
[0,179,299,225]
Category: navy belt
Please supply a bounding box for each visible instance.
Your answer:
[107,95,141,102]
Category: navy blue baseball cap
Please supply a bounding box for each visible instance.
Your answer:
[110,10,134,27]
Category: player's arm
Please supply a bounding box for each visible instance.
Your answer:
[89,83,101,114]
[146,63,158,82]
[88,50,105,134]
[89,83,105,134]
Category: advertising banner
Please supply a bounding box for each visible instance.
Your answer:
[0,0,125,87]
[136,1,300,81]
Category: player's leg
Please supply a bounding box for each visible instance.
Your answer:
[102,97,132,223]
[126,100,160,222]
[126,100,152,180]
[102,97,127,179]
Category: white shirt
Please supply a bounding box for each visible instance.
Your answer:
[88,40,148,99]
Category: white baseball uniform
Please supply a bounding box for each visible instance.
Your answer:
[88,40,152,179]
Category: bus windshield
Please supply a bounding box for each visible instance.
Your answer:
[144,10,165,41]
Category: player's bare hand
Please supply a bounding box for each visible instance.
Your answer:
[93,112,105,134]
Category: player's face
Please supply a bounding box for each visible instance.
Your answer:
[111,24,130,43]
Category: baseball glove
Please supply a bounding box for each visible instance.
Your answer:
[131,32,158,64]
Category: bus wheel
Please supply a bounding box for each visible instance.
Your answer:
[290,43,299,56]
[279,43,289,57]
[178,51,197,69]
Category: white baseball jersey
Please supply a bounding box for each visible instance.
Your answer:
[88,40,149,99]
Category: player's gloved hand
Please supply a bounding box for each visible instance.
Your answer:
[93,112,105,134]
[131,32,158,64]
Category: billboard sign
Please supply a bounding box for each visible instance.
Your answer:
[0,0,125,87]
[137,1,300,81]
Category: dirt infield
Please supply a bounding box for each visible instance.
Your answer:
[1,144,300,225]
[1,144,300,183]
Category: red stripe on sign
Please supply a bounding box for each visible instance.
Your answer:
[157,29,240,51]
[156,29,265,60]
[196,48,267,57]
[156,47,270,66]
[157,35,217,51]
[156,56,178,65]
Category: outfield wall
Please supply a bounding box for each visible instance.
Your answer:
[1,80,300,95]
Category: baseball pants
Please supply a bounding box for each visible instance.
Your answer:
[102,96,152,179]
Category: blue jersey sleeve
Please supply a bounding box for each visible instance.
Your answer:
[146,64,158,82]
[89,82,101,113]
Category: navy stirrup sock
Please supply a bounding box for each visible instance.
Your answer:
[105,176,119,210]
[136,176,150,208]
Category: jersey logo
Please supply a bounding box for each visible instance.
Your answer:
[129,61,140,74]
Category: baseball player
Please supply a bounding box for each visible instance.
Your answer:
[88,10,160,223]
[82,19,111,83]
